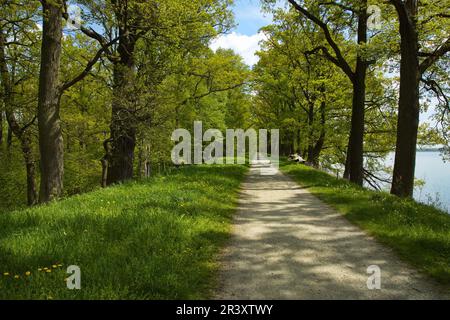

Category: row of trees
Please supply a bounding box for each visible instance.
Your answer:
[258,0,449,197]
[0,0,251,208]
[1,0,448,208]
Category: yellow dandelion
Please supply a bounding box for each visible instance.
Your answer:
[38,268,42,271]
[46,269,51,273]
[43,267,48,270]
[25,271,31,276]
[14,275,19,279]
[58,264,63,267]
[3,272,9,276]
[52,265,57,269]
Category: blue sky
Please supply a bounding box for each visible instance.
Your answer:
[233,0,273,35]
[210,0,274,66]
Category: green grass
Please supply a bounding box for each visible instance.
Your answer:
[0,165,247,299]
[281,162,450,286]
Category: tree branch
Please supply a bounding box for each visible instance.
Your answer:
[60,37,120,93]
[419,37,450,74]
[287,0,355,81]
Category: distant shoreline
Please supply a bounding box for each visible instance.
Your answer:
[387,148,444,153]
[417,149,443,153]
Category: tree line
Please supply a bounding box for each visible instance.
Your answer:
[0,0,449,210]
[257,0,449,197]
[0,0,250,208]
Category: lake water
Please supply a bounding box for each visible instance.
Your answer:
[384,152,450,213]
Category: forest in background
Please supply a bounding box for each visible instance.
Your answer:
[0,0,252,210]
[0,0,449,211]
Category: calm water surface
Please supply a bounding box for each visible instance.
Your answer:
[385,152,450,213]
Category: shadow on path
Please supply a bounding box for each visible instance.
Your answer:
[215,165,449,300]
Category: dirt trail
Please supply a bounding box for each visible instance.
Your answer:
[215,163,449,300]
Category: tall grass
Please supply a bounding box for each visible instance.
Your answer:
[0,165,246,299]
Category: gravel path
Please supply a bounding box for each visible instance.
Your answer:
[215,163,449,300]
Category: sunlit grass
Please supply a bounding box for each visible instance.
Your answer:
[0,165,247,299]
[281,162,450,286]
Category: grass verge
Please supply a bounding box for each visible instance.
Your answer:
[281,162,450,286]
[0,165,247,299]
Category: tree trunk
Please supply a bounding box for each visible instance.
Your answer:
[7,118,38,205]
[391,3,420,198]
[307,102,315,164]
[138,142,151,179]
[309,100,326,167]
[296,128,301,154]
[280,140,292,156]
[346,4,368,186]
[347,71,366,185]
[37,1,64,202]
[343,142,351,179]
[0,26,38,205]
[106,29,137,185]
[6,115,38,206]
[7,124,12,148]
[0,112,3,144]
[101,138,112,187]
[21,135,38,205]
[101,158,108,188]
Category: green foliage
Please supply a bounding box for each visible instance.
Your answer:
[0,143,28,212]
[252,8,397,167]
[0,164,247,299]
[0,0,253,208]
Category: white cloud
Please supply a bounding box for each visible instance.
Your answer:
[210,32,267,66]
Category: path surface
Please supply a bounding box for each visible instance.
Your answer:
[215,163,449,300]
